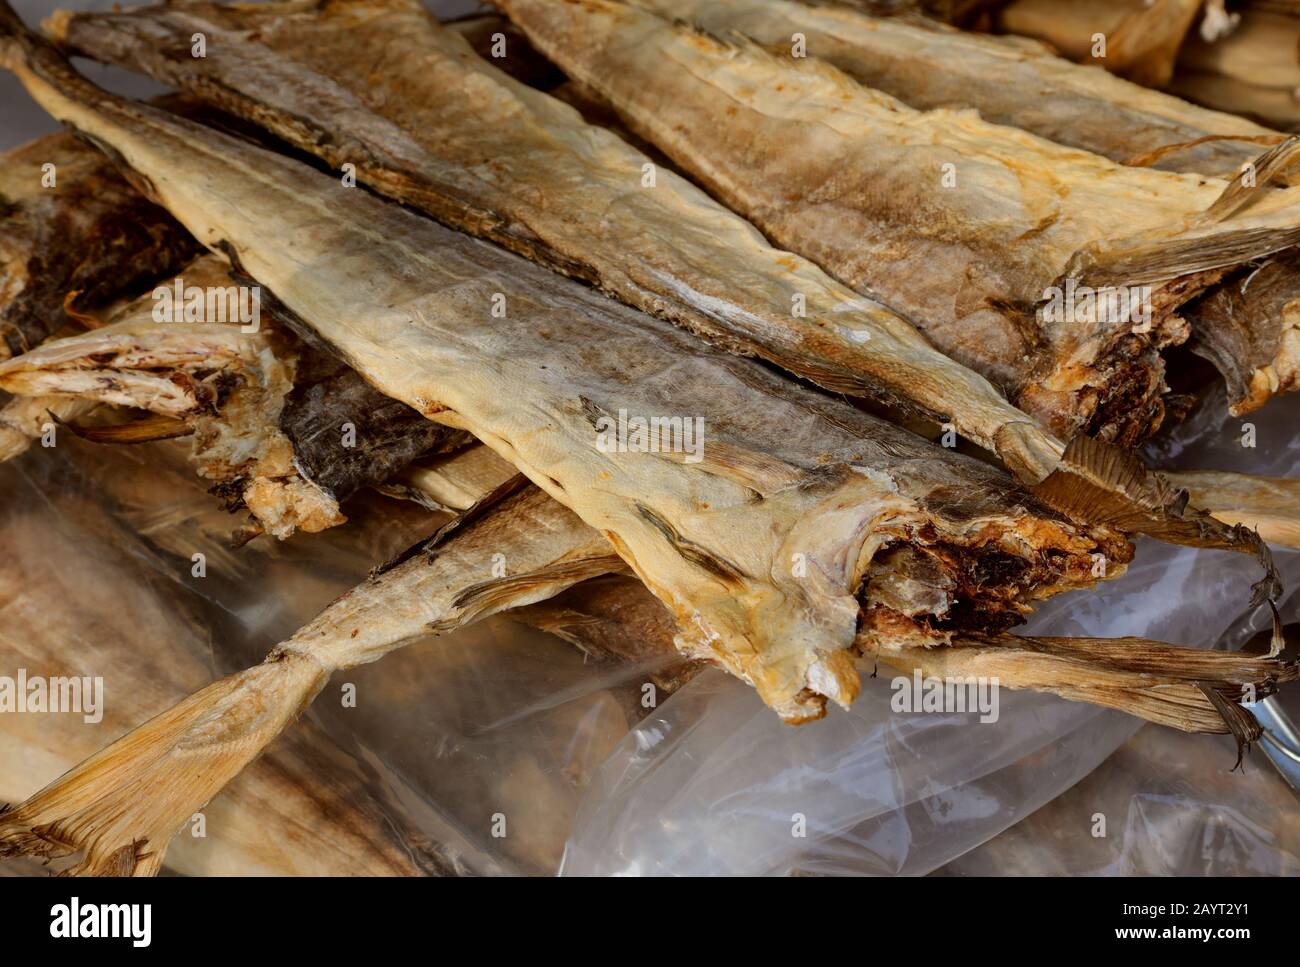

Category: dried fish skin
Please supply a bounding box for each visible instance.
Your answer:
[0,128,196,359]
[497,0,1300,445]
[630,0,1278,179]
[46,0,1067,483]
[0,15,1133,722]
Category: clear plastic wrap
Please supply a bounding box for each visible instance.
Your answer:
[0,384,1296,876]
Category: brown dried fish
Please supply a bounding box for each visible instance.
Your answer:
[498,0,1300,447]
[990,0,1202,88]
[1164,469,1300,547]
[0,125,195,359]
[626,1,1300,419]
[0,9,1135,721]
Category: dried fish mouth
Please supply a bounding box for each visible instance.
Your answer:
[0,256,467,538]
[497,0,1300,446]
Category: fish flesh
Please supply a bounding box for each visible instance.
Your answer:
[45,0,1070,483]
[628,0,1279,179]
[0,10,1140,722]
[0,124,195,358]
[0,256,468,538]
[497,0,1300,447]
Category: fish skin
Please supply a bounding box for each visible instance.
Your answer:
[630,0,1277,178]
[45,0,1066,483]
[0,126,197,359]
[495,0,1300,446]
[0,8,1131,720]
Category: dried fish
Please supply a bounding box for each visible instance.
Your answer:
[44,0,1292,583]
[46,0,1069,482]
[0,475,620,875]
[623,1,1300,419]
[0,9,1137,721]
[628,0,1278,179]
[0,256,467,538]
[0,125,195,358]
[498,0,1300,448]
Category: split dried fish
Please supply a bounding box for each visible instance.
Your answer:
[45,0,1292,577]
[0,10,1138,721]
[628,0,1279,179]
[498,0,1300,448]
[619,2,1300,420]
[0,125,195,358]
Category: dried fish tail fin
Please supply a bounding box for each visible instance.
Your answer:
[869,630,1298,761]
[1030,435,1283,612]
[0,484,616,875]
[0,654,329,876]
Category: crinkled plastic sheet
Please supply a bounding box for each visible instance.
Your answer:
[0,385,1296,875]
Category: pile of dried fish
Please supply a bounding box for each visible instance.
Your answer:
[0,0,1296,877]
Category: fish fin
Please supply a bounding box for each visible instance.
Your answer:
[0,652,328,877]
[1197,683,1263,770]
[1203,135,1300,223]
[1030,435,1281,606]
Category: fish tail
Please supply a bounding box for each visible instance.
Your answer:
[0,652,328,876]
